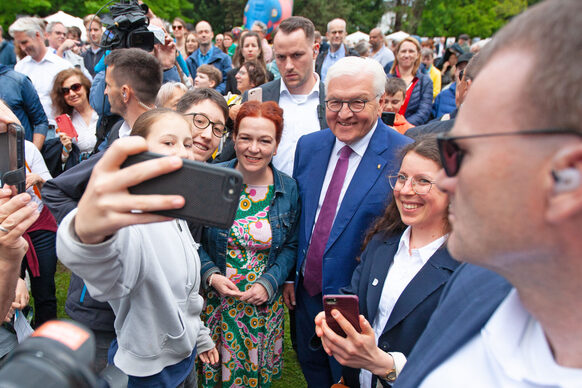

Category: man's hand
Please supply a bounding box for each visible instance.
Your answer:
[283,283,296,310]
[239,283,268,305]
[0,188,39,262]
[74,137,185,244]
[0,100,21,134]
[57,39,80,57]
[209,274,242,298]
[153,34,177,70]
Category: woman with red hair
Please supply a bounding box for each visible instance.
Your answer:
[199,101,300,387]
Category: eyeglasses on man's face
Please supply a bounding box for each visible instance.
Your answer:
[437,128,582,177]
[389,173,436,195]
[183,112,227,138]
[325,99,370,113]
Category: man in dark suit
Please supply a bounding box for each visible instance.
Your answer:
[391,1,582,386]
[289,56,412,386]
[243,16,327,177]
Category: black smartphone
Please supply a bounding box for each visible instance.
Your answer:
[121,151,243,229]
[0,123,26,193]
[323,294,361,337]
[381,112,396,126]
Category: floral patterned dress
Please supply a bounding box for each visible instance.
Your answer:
[201,184,285,388]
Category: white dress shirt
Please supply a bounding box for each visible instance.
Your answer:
[301,121,378,276]
[118,121,132,139]
[314,121,378,229]
[421,289,582,388]
[275,74,321,176]
[360,227,447,388]
[71,110,98,153]
[15,51,73,127]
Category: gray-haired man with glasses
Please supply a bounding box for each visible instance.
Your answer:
[290,56,412,386]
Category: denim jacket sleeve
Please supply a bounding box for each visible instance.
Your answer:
[256,175,300,304]
[199,227,223,290]
[21,75,49,137]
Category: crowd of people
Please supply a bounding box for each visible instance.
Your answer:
[0,0,581,387]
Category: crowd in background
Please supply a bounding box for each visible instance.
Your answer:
[0,1,580,387]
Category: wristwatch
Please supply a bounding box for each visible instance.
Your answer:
[378,368,397,383]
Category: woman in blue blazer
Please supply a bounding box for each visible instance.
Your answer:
[315,135,460,387]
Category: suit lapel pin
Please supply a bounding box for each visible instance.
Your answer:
[377,164,381,169]
[372,278,379,286]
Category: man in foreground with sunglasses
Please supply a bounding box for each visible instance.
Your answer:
[389,0,582,386]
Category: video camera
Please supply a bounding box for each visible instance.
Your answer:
[0,320,126,388]
[95,0,155,52]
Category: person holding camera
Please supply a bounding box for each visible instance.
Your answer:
[199,101,299,387]
[57,108,219,387]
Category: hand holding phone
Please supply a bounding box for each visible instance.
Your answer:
[56,114,78,139]
[0,124,26,193]
[323,294,361,337]
[74,137,187,244]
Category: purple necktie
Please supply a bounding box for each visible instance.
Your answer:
[303,145,353,296]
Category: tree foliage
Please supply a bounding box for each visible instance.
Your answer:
[414,0,528,37]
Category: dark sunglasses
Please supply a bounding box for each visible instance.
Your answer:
[172,25,184,30]
[62,83,83,95]
[437,128,581,177]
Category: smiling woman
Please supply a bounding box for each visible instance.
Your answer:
[314,134,460,387]
[198,101,300,387]
[50,68,98,167]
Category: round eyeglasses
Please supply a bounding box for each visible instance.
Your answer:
[183,113,227,138]
[388,174,436,195]
[325,99,369,113]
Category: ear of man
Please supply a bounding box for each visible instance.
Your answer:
[546,144,582,224]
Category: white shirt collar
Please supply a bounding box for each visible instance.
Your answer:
[397,226,448,266]
[279,72,320,101]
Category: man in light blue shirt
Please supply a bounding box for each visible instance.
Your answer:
[315,18,358,81]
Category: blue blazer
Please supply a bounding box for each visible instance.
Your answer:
[393,264,512,387]
[341,232,460,387]
[292,121,412,295]
[387,70,433,126]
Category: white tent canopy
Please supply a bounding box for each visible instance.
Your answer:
[386,31,409,43]
[44,11,87,41]
[345,31,369,46]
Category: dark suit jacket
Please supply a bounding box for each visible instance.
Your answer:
[242,78,328,130]
[341,232,460,388]
[393,264,512,387]
[292,121,412,294]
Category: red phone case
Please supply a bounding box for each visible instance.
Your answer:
[323,294,361,337]
[56,114,78,139]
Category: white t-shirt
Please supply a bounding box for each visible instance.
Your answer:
[421,289,582,388]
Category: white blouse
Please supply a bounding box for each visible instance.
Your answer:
[71,109,98,154]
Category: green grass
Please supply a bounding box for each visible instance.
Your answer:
[55,263,306,387]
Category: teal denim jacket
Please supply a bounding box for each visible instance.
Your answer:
[199,160,300,303]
